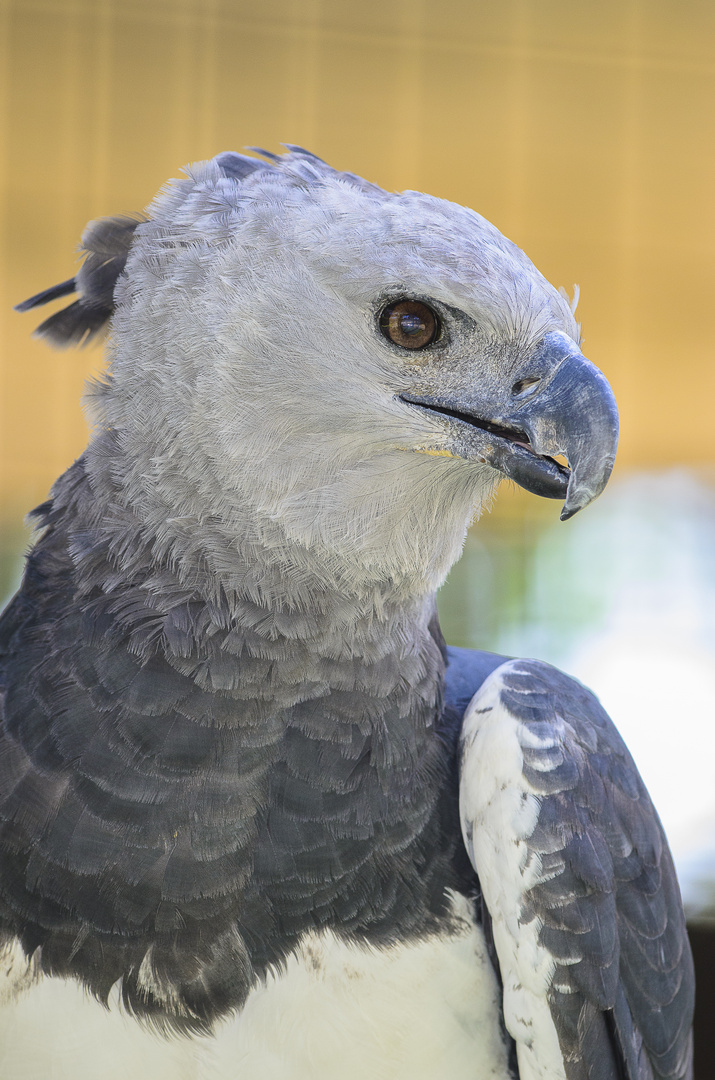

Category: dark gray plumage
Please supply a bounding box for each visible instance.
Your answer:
[0,455,465,1029]
[0,147,691,1080]
[0,514,501,1058]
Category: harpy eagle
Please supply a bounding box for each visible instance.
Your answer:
[0,148,693,1080]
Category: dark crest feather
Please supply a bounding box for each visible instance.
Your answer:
[14,278,77,313]
[214,152,272,181]
[15,214,145,348]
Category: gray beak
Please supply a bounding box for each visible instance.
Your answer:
[506,332,619,519]
[401,331,619,520]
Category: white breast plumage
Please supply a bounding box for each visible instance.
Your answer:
[0,894,511,1080]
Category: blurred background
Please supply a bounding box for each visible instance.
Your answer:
[0,0,713,1070]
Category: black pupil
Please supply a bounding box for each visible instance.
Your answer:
[401,313,426,336]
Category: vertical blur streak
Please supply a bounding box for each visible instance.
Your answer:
[0,1,9,434]
[614,2,641,420]
[386,0,425,189]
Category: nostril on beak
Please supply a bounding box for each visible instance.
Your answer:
[511,376,541,399]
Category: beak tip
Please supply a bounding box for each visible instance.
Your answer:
[560,472,609,521]
[560,450,617,522]
[560,480,598,521]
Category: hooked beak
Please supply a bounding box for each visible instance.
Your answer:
[400,331,619,520]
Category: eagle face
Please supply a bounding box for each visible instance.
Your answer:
[81,150,616,593]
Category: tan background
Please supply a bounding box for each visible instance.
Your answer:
[1,0,714,517]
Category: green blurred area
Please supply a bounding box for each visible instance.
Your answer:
[438,483,611,657]
[0,517,31,612]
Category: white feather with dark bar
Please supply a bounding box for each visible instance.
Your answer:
[460,660,693,1079]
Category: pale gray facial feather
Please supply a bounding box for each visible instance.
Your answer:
[80,149,578,605]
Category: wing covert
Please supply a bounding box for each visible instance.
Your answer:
[458,659,693,1080]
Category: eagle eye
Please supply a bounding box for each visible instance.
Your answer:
[379,300,440,350]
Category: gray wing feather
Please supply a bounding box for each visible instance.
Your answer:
[461,659,693,1080]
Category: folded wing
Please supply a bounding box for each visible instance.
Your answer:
[458,659,694,1080]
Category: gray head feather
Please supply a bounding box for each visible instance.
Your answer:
[72,149,578,606]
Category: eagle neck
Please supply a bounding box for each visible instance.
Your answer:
[4,458,469,1028]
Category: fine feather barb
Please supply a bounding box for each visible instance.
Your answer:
[33,301,111,349]
[214,152,273,180]
[244,146,282,162]
[14,278,76,313]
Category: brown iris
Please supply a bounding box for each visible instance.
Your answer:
[379,300,440,350]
